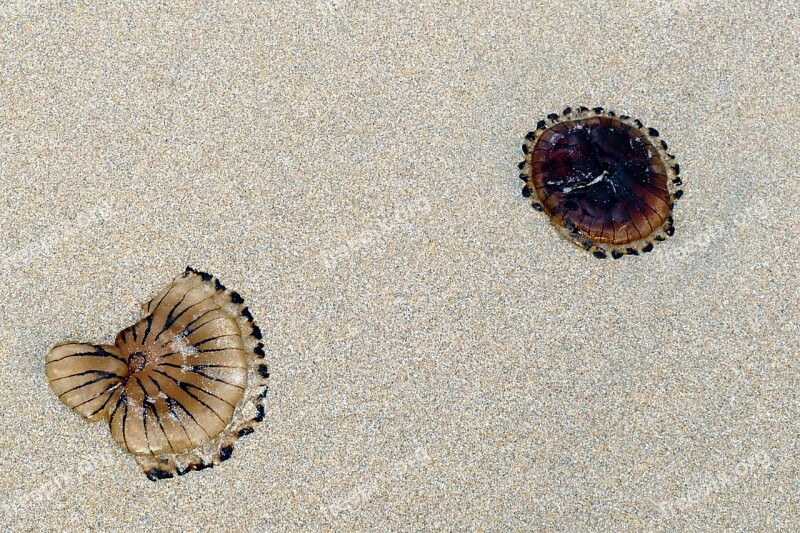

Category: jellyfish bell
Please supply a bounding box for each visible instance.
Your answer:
[519,107,682,258]
[45,267,269,480]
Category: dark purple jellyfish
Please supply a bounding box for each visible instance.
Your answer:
[519,107,682,258]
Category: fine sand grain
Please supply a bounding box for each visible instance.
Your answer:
[1,1,798,531]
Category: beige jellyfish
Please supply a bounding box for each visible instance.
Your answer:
[45,267,269,480]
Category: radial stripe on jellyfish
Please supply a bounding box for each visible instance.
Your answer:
[519,106,683,258]
[45,267,270,480]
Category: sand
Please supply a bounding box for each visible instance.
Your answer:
[0,0,798,530]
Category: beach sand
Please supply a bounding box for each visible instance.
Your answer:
[1,1,798,530]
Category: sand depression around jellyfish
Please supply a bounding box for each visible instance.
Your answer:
[45,267,269,480]
[519,106,683,258]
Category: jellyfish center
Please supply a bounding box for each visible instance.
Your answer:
[552,126,640,200]
[127,351,148,374]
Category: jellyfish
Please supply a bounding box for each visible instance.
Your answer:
[45,267,269,480]
[519,106,683,258]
